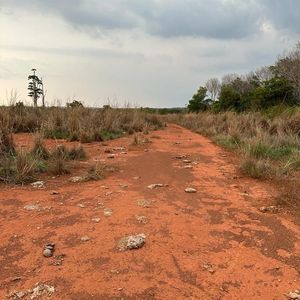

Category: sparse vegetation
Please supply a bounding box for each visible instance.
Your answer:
[0,106,163,184]
[164,108,300,207]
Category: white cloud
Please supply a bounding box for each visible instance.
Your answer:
[0,0,299,107]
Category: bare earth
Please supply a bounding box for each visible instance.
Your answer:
[0,124,299,299]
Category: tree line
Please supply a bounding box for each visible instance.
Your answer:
[188,42,300,112]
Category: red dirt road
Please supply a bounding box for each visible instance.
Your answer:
[0,124,299,299]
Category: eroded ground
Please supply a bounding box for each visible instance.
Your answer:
[0,124,299,299]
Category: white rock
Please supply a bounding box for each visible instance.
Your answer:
[287,290,300,300]
[70,176,84,183]
[183,159,192,164]
[103,208,113,217]
[24,204,41,211]
[30,284,55,299]
[147,183,164,189]
[118,234,146,251]
[31,181,45,188]
[92,217,101,223]
[80,236,91,242]
[185,188,197,193]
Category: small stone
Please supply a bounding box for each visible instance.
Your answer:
[119,184,128,188]
[136,215,148,224]
[114,147,126,151]
[133,176,140,180]
[77,203,86,208]
[30,283,55,299]
[147,183,164,189]
[118,234,146,251]
[103,208,113,217]
[185,188,197,193]
[31,181,45,188]
[50,191,59,195]
[24,204,41,211]
[259,206,280,213]
[183,165,193,169]
[183,159,192,164]
[137,199,152,208]
[107,154,115,159]
[286,290,300,300]
[81,236,91,242]
[91,217,101,223]
[43,243,55,257]
[9,291,27,299]
[121,151,127,154]
[104,149,112,153]
[203,263,215,274]
[70,176,84,183]
[43,248,53,258]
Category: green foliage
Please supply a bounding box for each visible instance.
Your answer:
[188,86,210,112]
[43,128,70,140]
[213,85,242,112]
[212,76,298,113]
[66,100,84,108]
[100,131,123,141]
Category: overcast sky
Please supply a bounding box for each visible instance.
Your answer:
[0,0,299,107]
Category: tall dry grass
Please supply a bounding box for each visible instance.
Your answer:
[0,105,163,184]
[0,106,163,141]
[164,108,300,209]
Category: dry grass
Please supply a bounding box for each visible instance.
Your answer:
[0,105,162,184]
[0,106,163,141]
[164,108,300,209]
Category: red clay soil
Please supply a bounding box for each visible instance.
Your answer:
[0,124,299,299]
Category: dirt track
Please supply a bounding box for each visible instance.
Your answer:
[0,124,299,299]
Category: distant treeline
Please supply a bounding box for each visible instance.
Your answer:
[140,107,186,114]
[188,42,300,113]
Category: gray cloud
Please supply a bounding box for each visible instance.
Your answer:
[0,0,266,39]
[1,0,299,39]
[263,0,300,34]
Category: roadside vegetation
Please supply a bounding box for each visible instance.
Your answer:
[165,42,300,209]
[0,106,163,184]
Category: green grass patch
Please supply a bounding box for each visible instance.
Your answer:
[43,128,70,140]
[244,142,295,160]
[100,131,123,141]
[214,135,240,149]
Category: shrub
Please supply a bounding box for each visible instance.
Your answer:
[240,158,271,179]
[68,146,87,160]
[31,134,49,160]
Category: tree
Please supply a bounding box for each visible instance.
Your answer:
[260,76,297,108]
[66,100,84,108]
[28,69,45,107]
[221,73,239,86]
[188,86,209,112]
[276,42,300,98]
[205,78,221,101]
[214,85,242,112]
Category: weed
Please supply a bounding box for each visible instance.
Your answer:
[31,134,49,160]
[48,157,70,175]
[68,146,87,160]
[240,158,271,179]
